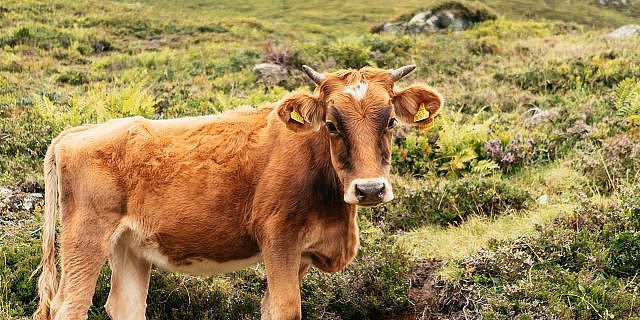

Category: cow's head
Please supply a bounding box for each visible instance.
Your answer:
[277,65,442,206]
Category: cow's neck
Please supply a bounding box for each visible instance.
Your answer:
[264,116,353,215]
[306,132,346,210]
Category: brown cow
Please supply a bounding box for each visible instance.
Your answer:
[33,65,442,320]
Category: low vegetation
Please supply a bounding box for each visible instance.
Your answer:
[1,0,639,319]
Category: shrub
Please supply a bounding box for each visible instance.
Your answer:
[423,192,640,319]
[364,35,413,68]
[506,52,640,94]
[484,134,537,171]
[466,36,501,55]
[573,133,640,192]
[392,113,500,177]
[56,70,89,85]
[365,175,531,230]
[325,40,370,69]
[0,80,156,188]
[0,25,73,50]
[0,242,41,317]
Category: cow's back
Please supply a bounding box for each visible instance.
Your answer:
[52,106,273,274]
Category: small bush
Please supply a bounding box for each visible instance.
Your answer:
[614,77,640,126]
[56,70,89,85]
[484,134,537,171]
[573,133,640,192]
[366,176,531,230]
[424,192,640,319]
[505,52,640,94]
[392,113,495,177]
[467,36,502,55]
[0,242,41,317]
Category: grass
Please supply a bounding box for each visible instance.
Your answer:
[401,203,572,261]
[2,0,640,319]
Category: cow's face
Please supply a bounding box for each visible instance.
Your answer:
[277,66,442,206]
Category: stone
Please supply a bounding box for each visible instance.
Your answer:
[0,186,43,212]
[373,1,496,35]
[252,63,288,85]
[607,25,640,39]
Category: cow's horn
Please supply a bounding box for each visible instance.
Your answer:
[301,65,325,85]
[390,65,417,81]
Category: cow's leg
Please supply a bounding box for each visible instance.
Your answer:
[49,210,113,320]
[105,233,151,320]
[261,258,310,320]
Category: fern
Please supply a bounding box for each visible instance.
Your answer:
[471,159,500,176]
[615,78,640,119]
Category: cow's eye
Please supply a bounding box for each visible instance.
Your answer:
[387,118,398,129]
[326,121,339,135]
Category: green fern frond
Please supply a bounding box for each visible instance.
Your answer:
[615,78,640,117]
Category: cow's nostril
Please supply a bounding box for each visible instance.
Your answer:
[355,182,385,203]
[355,184,366,201]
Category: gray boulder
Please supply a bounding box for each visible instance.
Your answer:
[373,1,496,35]
[607,25,640,38]
[0,186,43,212]
[252,63,288,85]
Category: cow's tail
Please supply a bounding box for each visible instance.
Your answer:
[33,139,60,320]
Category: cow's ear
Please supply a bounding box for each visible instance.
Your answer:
[277,92,324,132]
[392,85,443,128]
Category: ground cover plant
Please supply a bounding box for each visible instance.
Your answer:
[1,0,640,319]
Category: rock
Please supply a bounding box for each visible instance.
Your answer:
[598,0,628,8]
[607,25,640,39]
[524,107,561,126]
[22,193,44,211]
[379,9,479,34]
[252,63,288,85]
[407,11,432,27]
[380,22,405,33]
[537,194,549,206]
[373,1,496,35]
[0,186,43,212]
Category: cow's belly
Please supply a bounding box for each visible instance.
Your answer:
[118,217,261,276]
[141,246,262,276]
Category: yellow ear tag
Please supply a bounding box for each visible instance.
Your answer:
[290,108,305,124]
[414,103,430,122]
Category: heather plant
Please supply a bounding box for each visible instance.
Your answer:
[365,175,531,230]
[427,191,640,319]
[573,133,640,192]
[484,134,536,170]
[505,52,640,94]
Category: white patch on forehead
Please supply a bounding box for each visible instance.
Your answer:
[344,82,368,101]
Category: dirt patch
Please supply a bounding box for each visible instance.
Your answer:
[396,259,475,320]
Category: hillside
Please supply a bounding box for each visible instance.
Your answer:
[1,0,640,319]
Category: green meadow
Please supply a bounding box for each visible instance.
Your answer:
[1,0,640,319]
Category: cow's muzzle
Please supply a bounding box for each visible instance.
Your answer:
[344,177,394,206]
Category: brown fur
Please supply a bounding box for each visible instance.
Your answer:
[34,67,442,320]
